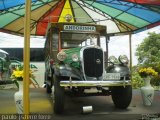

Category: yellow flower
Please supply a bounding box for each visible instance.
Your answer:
[11,67,35,81]
[138,67,158,78]
[13,71,23,78]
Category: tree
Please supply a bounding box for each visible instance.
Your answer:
[131,66,144,89]
[135,32,160,86]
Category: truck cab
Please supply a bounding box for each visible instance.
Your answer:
[44,22,132,114]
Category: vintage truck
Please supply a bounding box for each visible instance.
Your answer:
[44,22,132,114]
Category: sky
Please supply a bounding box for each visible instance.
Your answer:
[108,26,160,65]
[0,25,160,65]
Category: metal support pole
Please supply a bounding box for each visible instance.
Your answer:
[106,36,109,59]
[23,0,31,115]
[129,33,132,80]
[105,35,109,67]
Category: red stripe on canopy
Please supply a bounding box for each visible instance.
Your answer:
[36,1,65,35]
[124,0,160,5]
[147,21,160,29]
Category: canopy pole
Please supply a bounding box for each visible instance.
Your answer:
[129,33,132,80]
[23,0,31,115]
[105,35,110,67]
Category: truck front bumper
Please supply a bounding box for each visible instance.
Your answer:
[60,80,131,87]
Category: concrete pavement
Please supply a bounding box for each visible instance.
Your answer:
[0,88,160,120]
[0,88,53,114]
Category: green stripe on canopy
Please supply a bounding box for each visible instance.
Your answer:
[117,13,149,28]
[85,1,150,27]
[71,1,94,23]
[0,3,44,28]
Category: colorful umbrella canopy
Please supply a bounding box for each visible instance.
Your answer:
[0,0,160,36]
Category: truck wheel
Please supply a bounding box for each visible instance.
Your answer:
[54,76,64,114]
[46,83,52,94]
[45,72,52,94]
[111,85,132,109]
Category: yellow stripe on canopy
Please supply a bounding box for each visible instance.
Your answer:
[58,0,74,22]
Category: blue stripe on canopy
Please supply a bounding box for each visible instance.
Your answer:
[0,0,37,10]
[96,0,160,23]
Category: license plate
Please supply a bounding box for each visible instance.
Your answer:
[104,73,120,80]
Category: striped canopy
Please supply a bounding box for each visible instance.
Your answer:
[0,0,160,36]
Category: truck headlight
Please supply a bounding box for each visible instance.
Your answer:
[72,54,79,62]
[119,55,128,64]
[57,51,67,61]
[109,56,118,63]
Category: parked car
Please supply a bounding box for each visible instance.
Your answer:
[0,49,11,80]
[44,22,132,114]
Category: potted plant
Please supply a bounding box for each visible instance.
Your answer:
[138,67,158,106]
[11,66,35,114]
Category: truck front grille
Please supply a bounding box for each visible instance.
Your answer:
[83,47,103,78]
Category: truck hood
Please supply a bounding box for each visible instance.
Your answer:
[62,47,81,68]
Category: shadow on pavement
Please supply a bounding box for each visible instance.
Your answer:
[53,89,160,120]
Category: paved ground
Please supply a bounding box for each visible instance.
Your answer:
[0,88,160,120]
[0,88,53,114]
[54,89,160,120]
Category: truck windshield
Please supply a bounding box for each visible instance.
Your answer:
[60,32,99,49]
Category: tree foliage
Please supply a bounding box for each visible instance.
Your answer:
[135,32,160,86]
[132,66,144,89]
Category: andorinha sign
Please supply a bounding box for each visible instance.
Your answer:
[64,25,96,32]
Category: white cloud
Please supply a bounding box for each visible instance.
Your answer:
[0,33,45,48]
[109,25,160,65]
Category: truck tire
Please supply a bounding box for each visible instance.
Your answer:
[45,72,52,94]
[111,85,132,109]
[54,75,64,114]
[46,83,52,94]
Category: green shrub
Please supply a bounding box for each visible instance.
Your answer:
[132,71,144,89]
[150,75,160,86]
